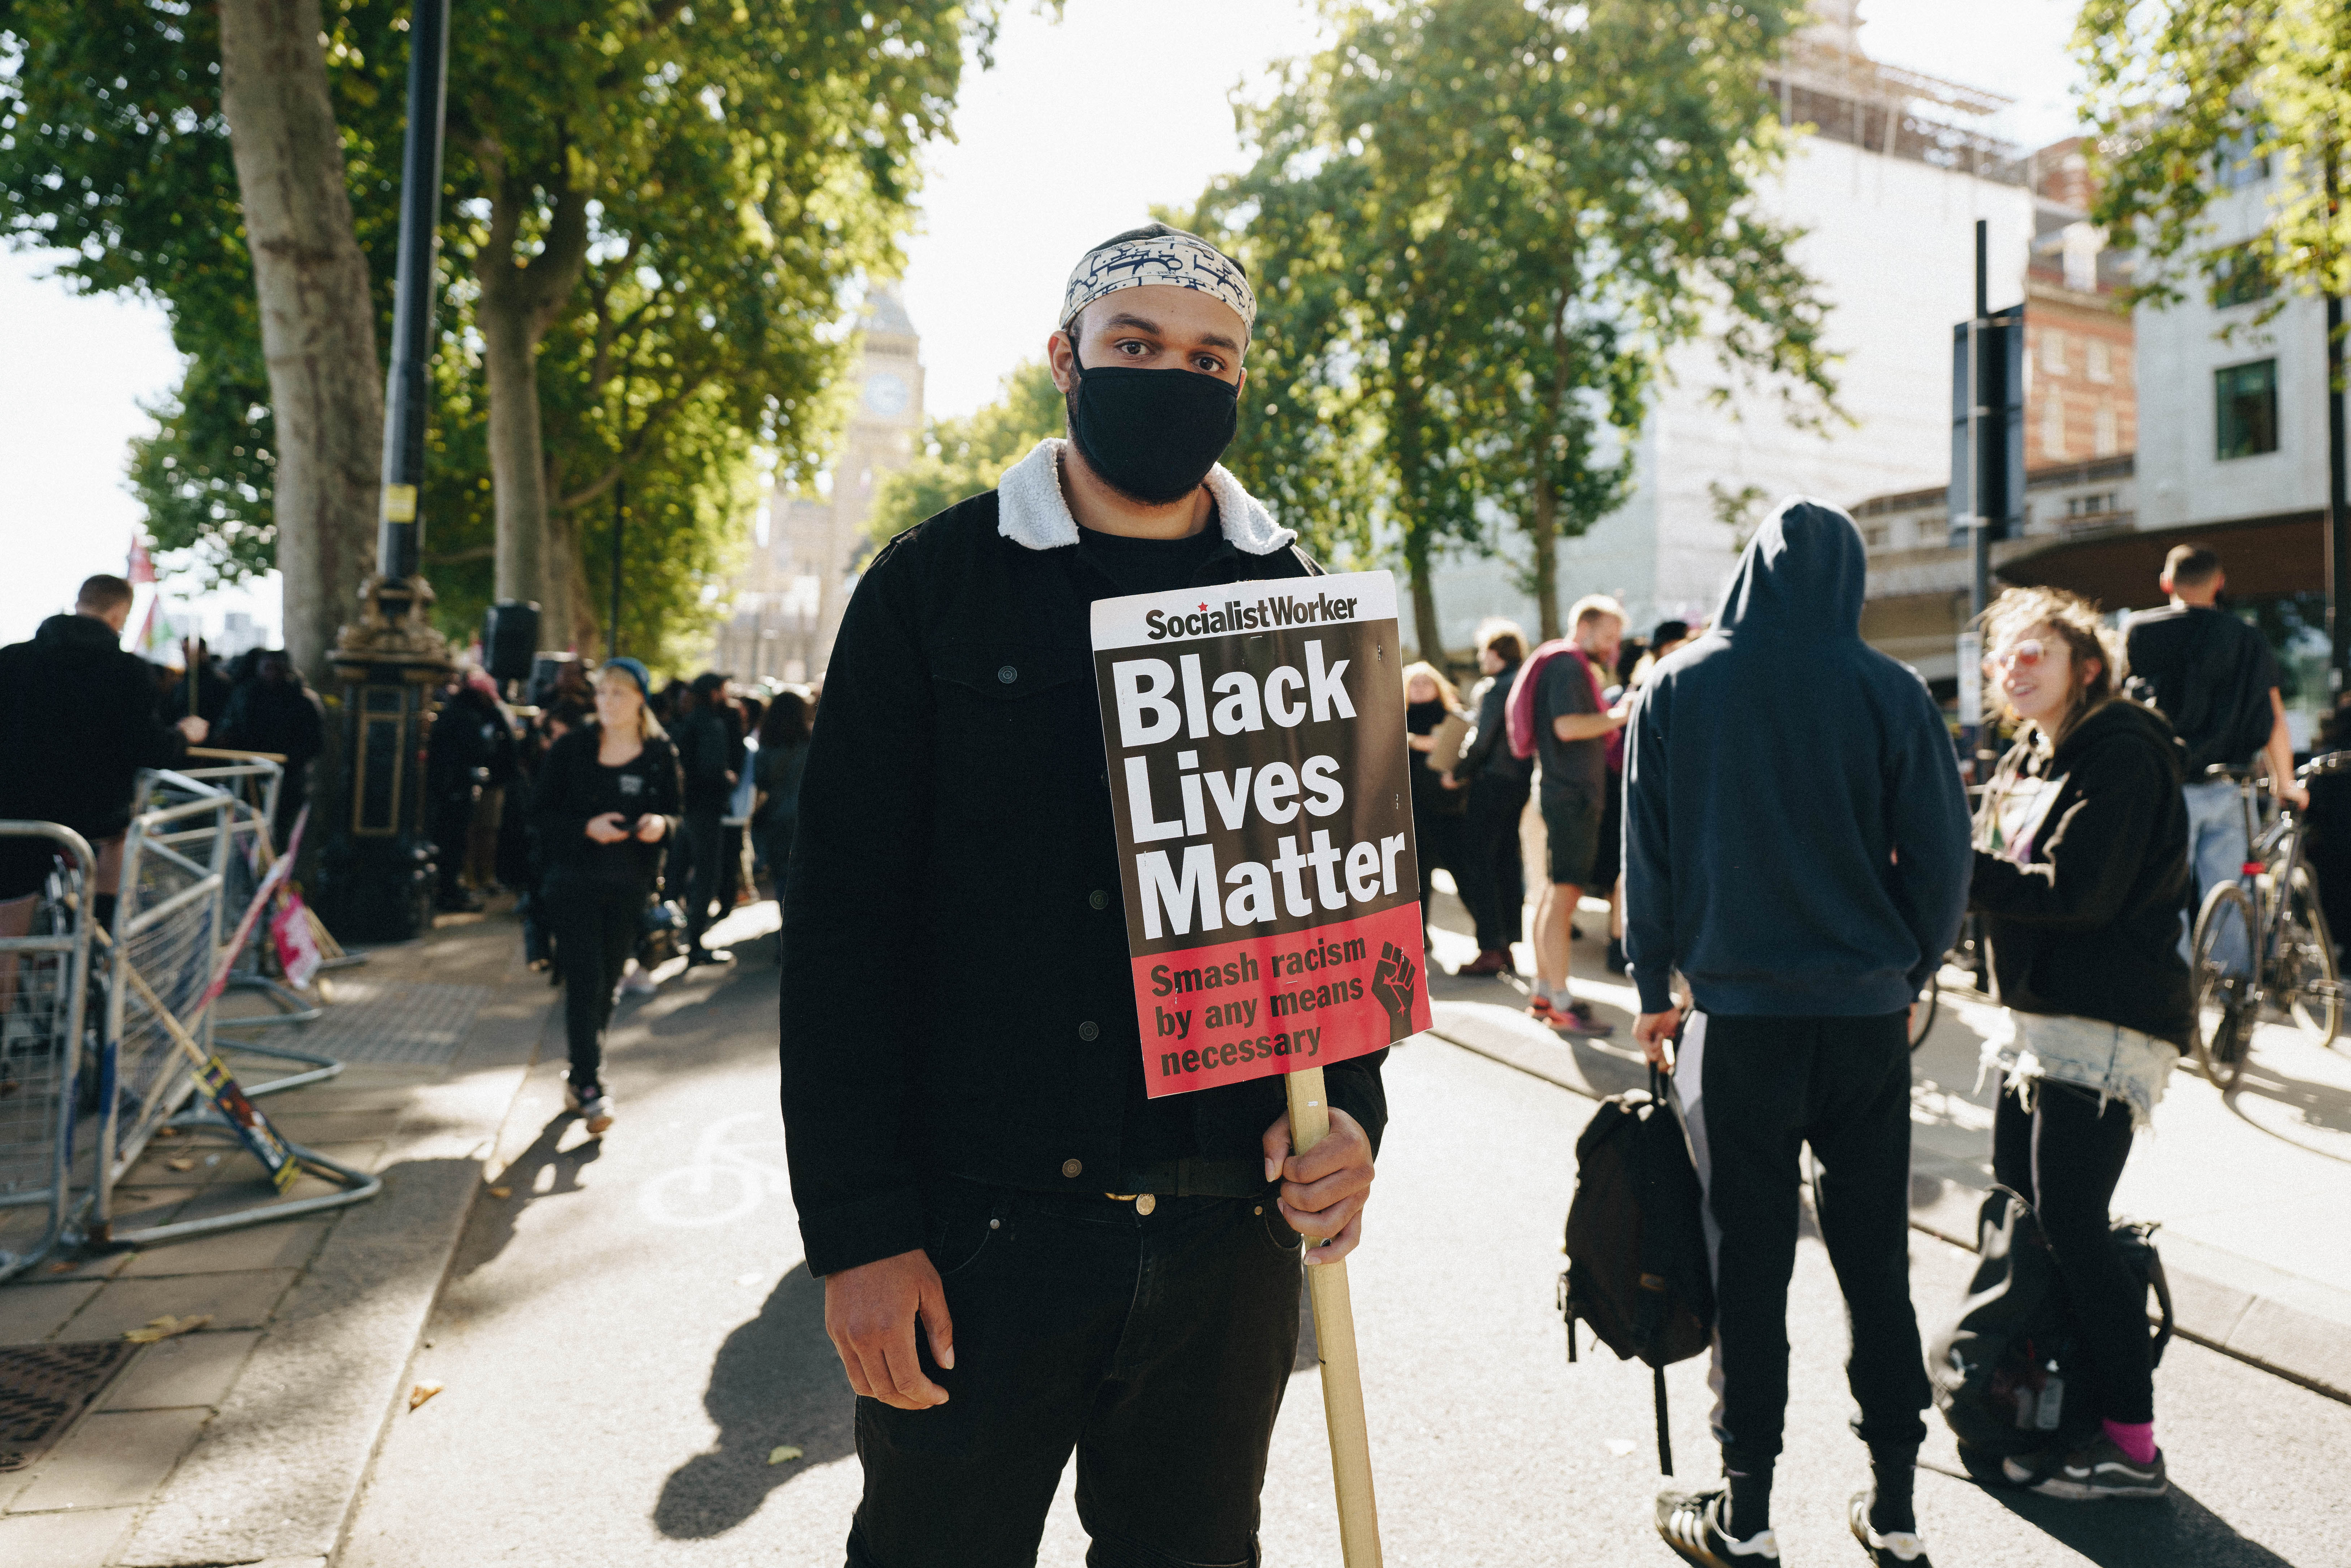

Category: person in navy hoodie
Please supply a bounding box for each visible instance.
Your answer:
[1625,499,1970,1568]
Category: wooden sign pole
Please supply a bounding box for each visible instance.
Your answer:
[1284,1064,1383,1567]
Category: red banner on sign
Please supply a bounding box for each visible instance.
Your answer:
[1130,862,1427,1098]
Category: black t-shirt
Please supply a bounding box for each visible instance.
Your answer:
[1534,650,1608,795]
[1074,512,1228,596]
[1070,512,1235,1180]
[2122,605,2281,773]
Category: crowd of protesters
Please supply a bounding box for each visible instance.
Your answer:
[15,223,2335,1568]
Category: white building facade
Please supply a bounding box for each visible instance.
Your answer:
[1419,5,2036,651]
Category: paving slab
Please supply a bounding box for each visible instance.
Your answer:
[0,1508,139,1567]
[57,1271,297,1341]
[119,1224,330,1279]
[6,1409,209,1512]
[99,1332,262,1412]
[0,1283,101,1343]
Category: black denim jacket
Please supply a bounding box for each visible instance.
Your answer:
[778,473,1390,1277]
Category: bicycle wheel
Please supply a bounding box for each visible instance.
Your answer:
[2191,883,2257,1090]
[1909,974,1938,1052]
[2281,868,2342,1048]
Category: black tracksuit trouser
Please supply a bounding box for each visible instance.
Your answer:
[1991,1079,2152,1424]
[846,1182,1303,1568]
[1676,1009,1929,1470]
[683,809,725,953]
[550,876,641,1092]
[1454,775,1529,954]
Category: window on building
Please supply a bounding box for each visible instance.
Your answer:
[2215,359,2279,459]
[2094,404,2119,457]
[2040,395,2067,460]
[2086,339,2111,384]
[1862,524,1889,550]
[2210,242,2276,309]
[2041,329,2068,376]
[2216,128,2270,190]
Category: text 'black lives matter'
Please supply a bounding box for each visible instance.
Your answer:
[1091,569,1429,1098]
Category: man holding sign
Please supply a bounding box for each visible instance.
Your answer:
[779,224,1403,1567]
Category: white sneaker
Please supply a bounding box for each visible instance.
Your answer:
[562,1080,615,1134]
[618,965,656,997]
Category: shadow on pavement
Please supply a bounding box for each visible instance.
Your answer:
[2225,1057,2351,1163]
[454,1113,601,1283]
[1985,1481,2297,1567]
[654,1262,850,1539]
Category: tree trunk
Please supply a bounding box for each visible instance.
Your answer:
[1530,465,1560,642]
[1405,533,1445,667]
[216,0,382,689]
[480,292,550,622]
[474,165,590,645]
[545,494,594,651]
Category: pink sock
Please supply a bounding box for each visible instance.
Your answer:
[2102,1418,2156,1464]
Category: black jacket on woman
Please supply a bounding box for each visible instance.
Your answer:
[529,726,682,889]
[1970,698,2194,1048]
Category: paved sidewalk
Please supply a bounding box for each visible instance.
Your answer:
[0,906,556,1568]
[1421,875,2351,1403]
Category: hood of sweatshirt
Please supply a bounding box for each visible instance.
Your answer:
[34,612,126,660]
[2046,695,2185,786]
[1712,497,1866,643]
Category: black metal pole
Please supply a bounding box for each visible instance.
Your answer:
[2330,290,2347,692]
[1971,219,1991,620]
[378,0,450,579]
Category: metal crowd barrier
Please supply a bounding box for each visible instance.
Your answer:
[0,824,96,1284]
[142,757,322,1029]
[90,772,378,1248]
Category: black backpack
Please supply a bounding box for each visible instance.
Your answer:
[1929,1186,2173,1464]
[1559,1064,1715,1472]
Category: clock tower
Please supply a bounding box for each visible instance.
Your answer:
[719,285,924,683]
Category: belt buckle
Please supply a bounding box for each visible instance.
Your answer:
[1104,1192,1158,1215]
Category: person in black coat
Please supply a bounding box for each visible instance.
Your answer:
[215,650,325,851]
[530,660,680,1134]
[673,671,739,965]
[1444,620,1531,975]
[0,575,205,922]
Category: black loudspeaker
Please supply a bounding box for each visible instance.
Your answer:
[482,600,541,684]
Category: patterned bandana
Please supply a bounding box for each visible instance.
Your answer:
[1059,231,1256,335]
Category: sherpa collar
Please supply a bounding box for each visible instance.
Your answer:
[996,438,1296,556]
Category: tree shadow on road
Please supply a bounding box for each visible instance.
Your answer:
[653,1261,850,1539]
[1982,1478,2298,1567]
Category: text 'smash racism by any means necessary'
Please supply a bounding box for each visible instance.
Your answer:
[1092,570,1431,1098]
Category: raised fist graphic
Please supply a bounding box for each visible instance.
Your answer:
[1370,941,1419,1041]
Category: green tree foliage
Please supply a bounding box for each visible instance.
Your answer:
[0,0,1008,658]
[864,358,1064,547]
[2075,0,2351,314]
[1204,0,1836,647]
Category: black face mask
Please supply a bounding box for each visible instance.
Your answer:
[1064,340,1239,505]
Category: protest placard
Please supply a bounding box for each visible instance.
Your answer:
[1091,569,1430,1098]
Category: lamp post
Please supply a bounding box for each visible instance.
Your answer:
[314,0,454,942]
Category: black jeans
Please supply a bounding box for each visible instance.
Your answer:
[1991,1080,2151,1424]
[1678,1010,1929,1468]
[846,1183,1303,1568]
[550,876,641,1091]
[682,809,725,953]
[1454,775,1529,953]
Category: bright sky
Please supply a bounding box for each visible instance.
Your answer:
[0,0,2087,645]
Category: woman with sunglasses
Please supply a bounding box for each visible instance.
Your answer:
[1969,586,2192,1500]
